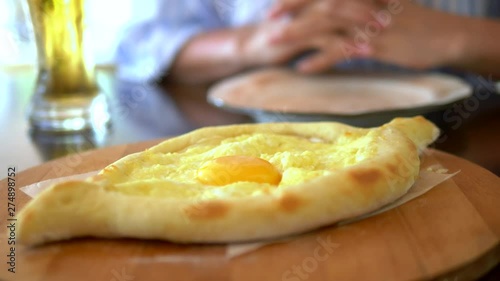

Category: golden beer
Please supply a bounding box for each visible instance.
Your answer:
[28,0,109,131]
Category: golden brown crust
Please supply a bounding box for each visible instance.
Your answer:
[16,117,439,246]
[278,193,304,213]
[348,168,383,185]
[184,201,230,220]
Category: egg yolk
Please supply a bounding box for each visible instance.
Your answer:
[196,155,282,186]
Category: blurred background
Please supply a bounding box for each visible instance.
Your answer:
[0,0,499,175]
[0,0,154,68]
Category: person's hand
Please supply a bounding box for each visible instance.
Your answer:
[267,0,382,72]
[239,0,379,68]
[236,21,313,67]
[268,0,380,22]
[268,0,468,73]
[362,0,467,70]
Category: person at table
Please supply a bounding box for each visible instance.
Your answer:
[116,0,500,84]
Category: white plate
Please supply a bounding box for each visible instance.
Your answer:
[207,68,472,127]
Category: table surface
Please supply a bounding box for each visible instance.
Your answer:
[0,67,499,280]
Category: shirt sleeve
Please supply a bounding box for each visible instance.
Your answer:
[116,0,224,82]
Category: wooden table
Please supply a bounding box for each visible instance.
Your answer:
[0,68,499,280]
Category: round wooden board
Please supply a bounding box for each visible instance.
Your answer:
[1,140,499,281]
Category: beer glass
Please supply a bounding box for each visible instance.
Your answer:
[27,0,109,132]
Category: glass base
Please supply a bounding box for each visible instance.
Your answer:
[29,92,110,133]
[29,126,109,163]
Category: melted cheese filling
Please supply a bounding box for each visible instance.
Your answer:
[103,132,378,198]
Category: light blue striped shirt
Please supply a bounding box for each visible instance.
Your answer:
[116,0,500,82]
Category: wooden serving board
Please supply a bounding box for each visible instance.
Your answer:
[0,140,499,281]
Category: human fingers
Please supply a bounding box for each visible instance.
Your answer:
[270,14,356,44]
[270,0,387,45]
[315,0,382,24]
[296,37,372,73]
[248,22,317,66]
[267,0,311,19]
[269,0,381,22]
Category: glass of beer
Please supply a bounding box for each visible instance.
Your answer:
[27,0,109,132]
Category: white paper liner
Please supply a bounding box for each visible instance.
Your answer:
[20,167,458,260]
